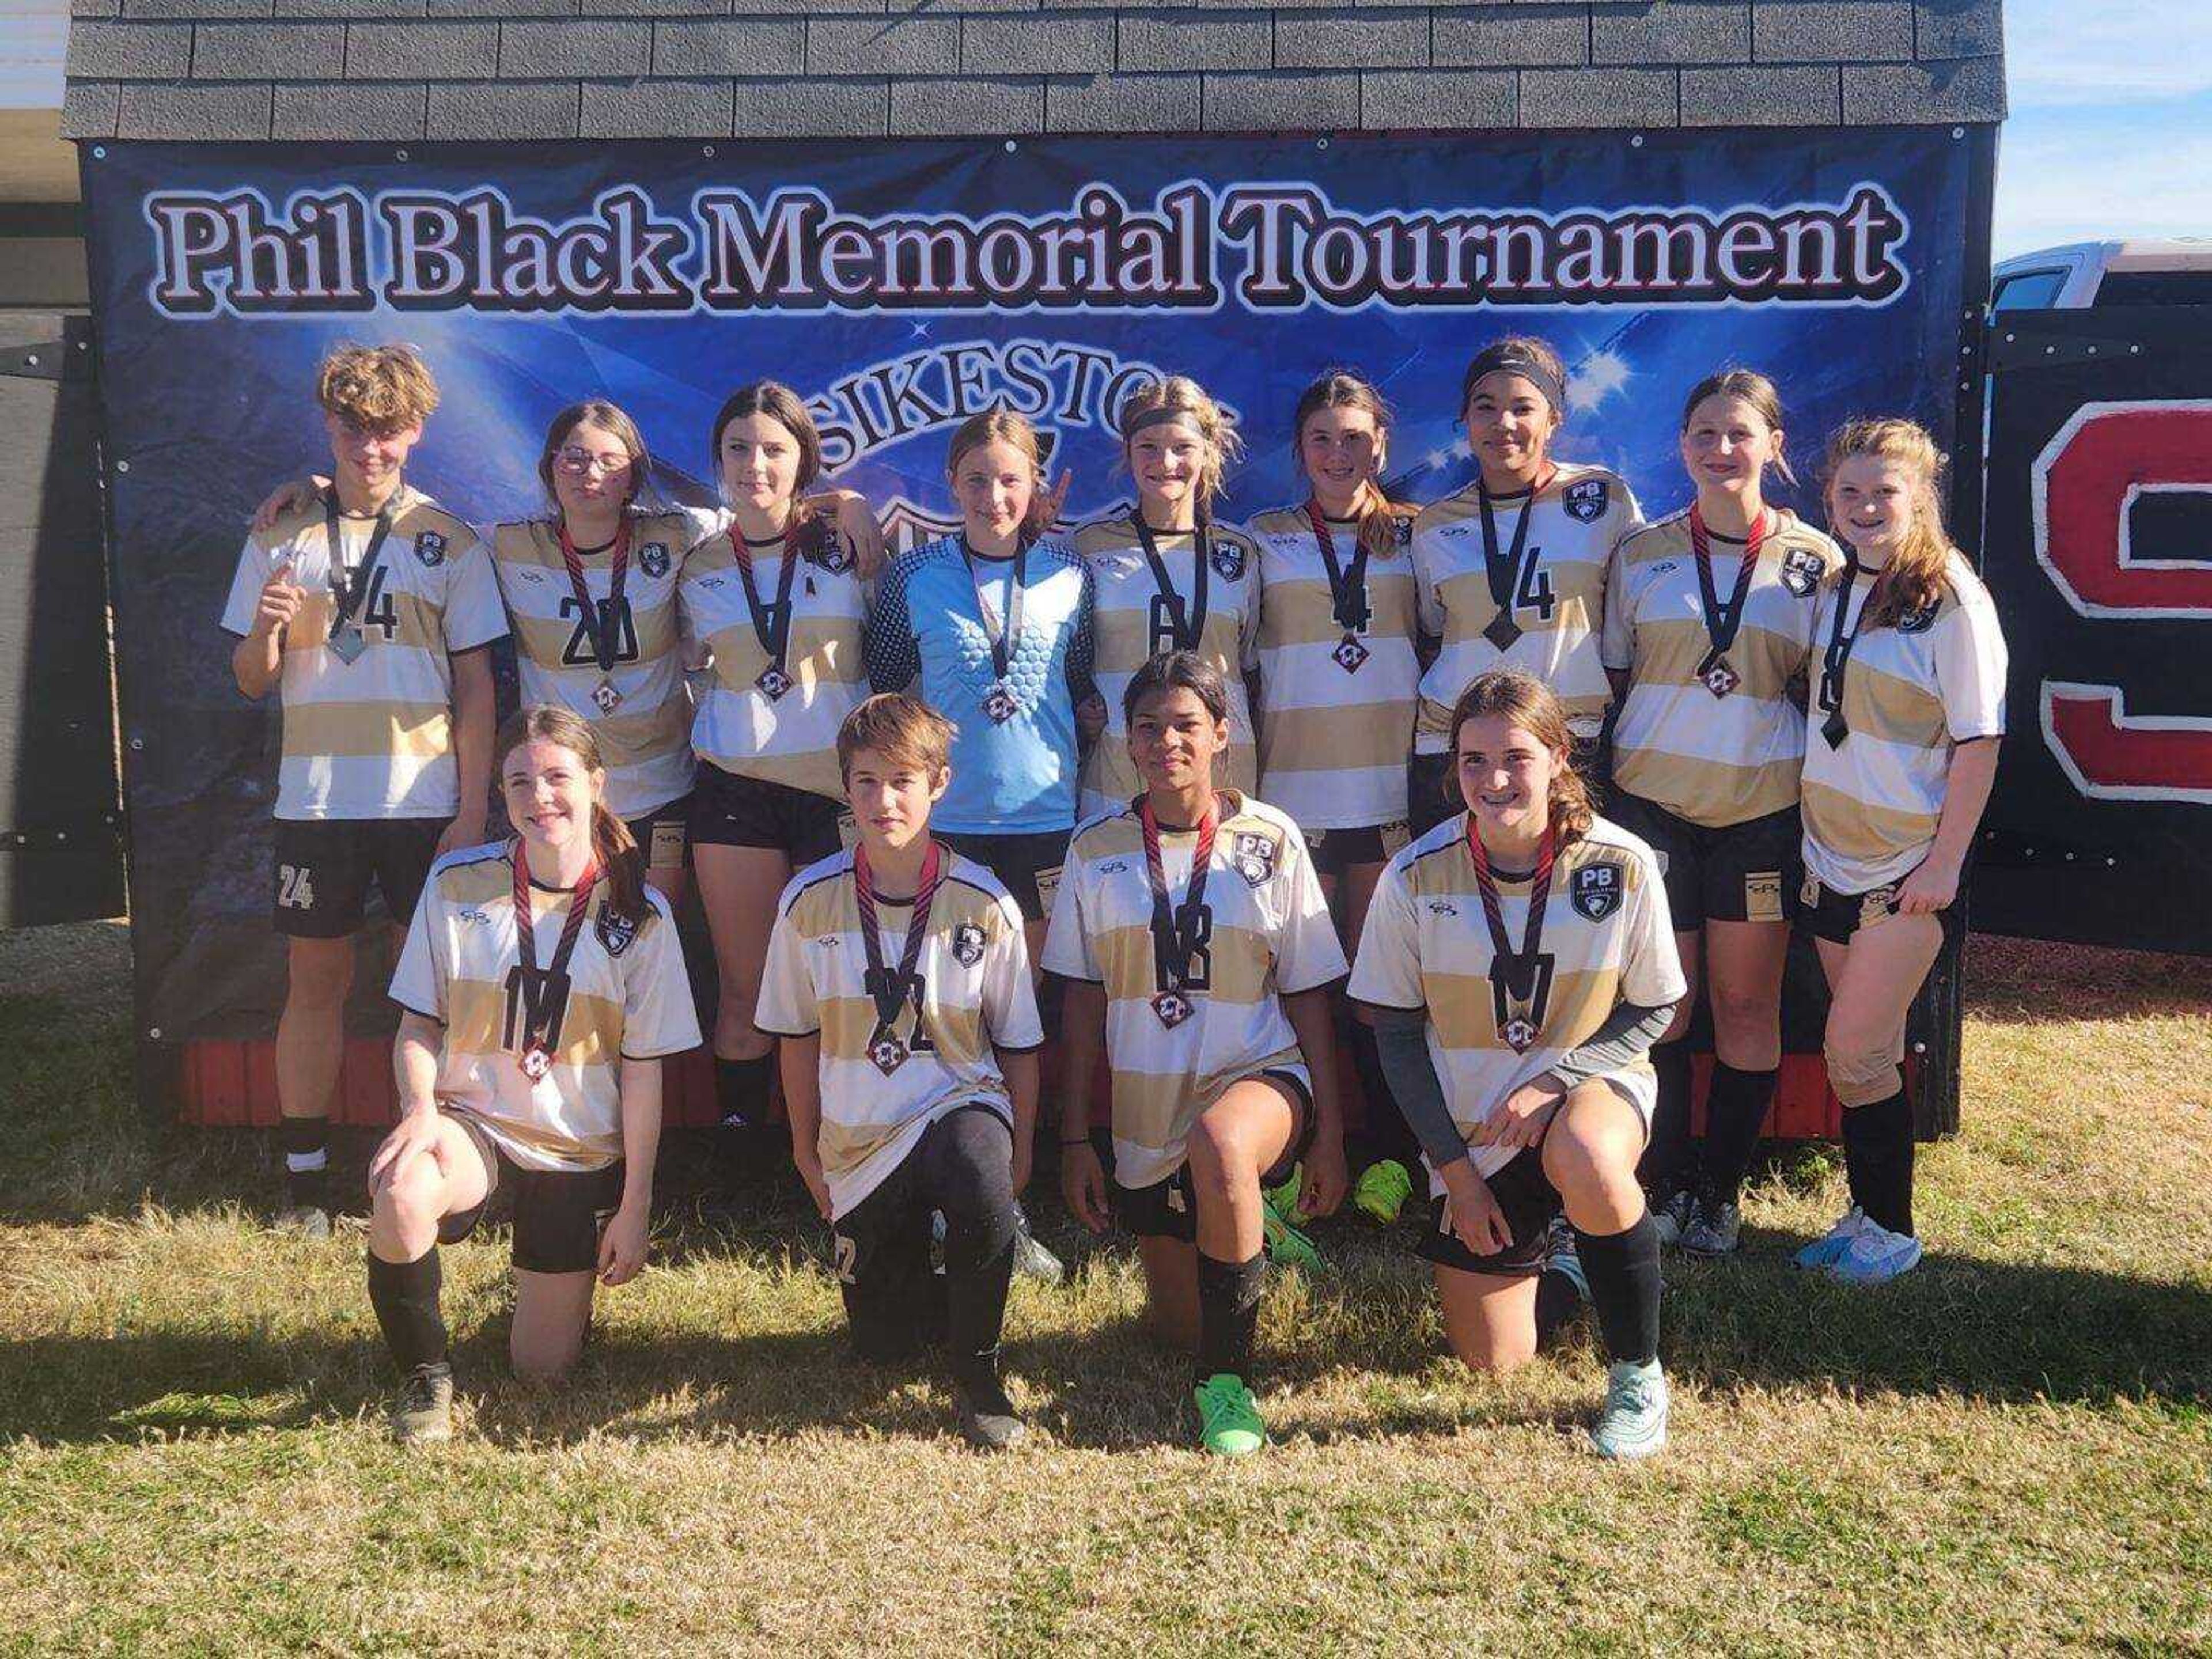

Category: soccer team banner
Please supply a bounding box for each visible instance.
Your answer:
[80,128,1980,1048]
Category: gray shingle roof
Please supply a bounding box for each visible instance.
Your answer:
[62,0,2005,140]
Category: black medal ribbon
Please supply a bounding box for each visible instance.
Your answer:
[1131,513,1209,652]
[1138,796,1218,1028]
[1305,503,1373,631]
[731,518,805,699]
[510,843,600,1078]
[962,533,1029,721]
[1465,816,1558,1054]
[853,840,944,1074]
[1476,478,1544,653]
[1818,554,1868,748]
[321,489,400,652]
[1688,505,1768,696]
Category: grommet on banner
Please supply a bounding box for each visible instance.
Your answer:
[1003,140,1017,153]
[703,145,715,158]
[116,460,129,473]
[92,146,105,160]
[395,149,410,162]
[1316,138,1330,150]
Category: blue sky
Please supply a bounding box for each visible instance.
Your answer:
[1995,0,2212,256]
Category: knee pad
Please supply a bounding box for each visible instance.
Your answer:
[1824,1041,1902,1109]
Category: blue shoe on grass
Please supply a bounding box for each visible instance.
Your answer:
[1794,1207,1867,1271]
[1589,1359,1668,1460]
[1828,1218,1923,1285]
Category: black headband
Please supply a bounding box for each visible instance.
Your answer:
[1461,346,1565,419]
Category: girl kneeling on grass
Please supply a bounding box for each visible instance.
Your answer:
[1047,650,1349,1457]
[365,706,701,1445]
[1349,669,1685,1458]
[1794,419,2006,1285]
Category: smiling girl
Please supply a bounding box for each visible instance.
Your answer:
[368,706,699,1444]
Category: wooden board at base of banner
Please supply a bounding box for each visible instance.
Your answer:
[173,1037,1859,1142]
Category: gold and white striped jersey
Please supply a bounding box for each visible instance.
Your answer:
[1800,552,2008,893]
[681,512,869,803]
[1244,505,1422,831]
[1411,464,1643,748]
[221,484,507,820]
[1349,813,1685,1191]
[1603,510,1845,827]
[1041,791,1346,1191]
[390,842,702,1173]
[490,508,710,820]
[756,847,1042,1219]
[1072,515,1260,820]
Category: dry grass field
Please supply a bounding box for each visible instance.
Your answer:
[1,922,2208,1654]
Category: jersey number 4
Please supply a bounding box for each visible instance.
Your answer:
[559,596,640,666]
[355,566,400,639]
[1509,558,1556,622]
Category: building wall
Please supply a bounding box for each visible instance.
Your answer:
[61,0,2003,142]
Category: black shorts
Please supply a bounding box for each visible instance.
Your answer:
[939,827,1069,923]
[1111,1069,1313,1243]
[1302,821,1411,878]
[436,1110,625,1275]
[1406,752,1457,839]
[1414,1149,1559,1278]
[688,763,849,863]
[830,1104,1012,1361]
[1800,868,1969,953]
[625,793,692,874]
[272,816,444,937]
[1609,791,1798,931]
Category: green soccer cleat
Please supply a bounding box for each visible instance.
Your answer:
[1194,1373,1267,1457]
[1262,1205,1323,1271]
[1353,1158,1414,1224]
[1263,1162,1310,1227]
[1588,1358,1669,1460]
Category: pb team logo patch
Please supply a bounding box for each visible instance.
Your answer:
[813,527,854,574]
[1232,831,1277,887]
[1209,541,1247,582]
[1563,479,1610,523]
[1570,861,1623,922]
[638,541,671,579]
[412,531,447,567]
[1897,600,1938,634]
[594,909,637,957]
[1780,547,1825,598]
[951,921,985,967]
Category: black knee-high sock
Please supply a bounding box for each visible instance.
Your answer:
[1842,1090,1916,1237]
[1194,1249,1266,1384]
[1699,1062,1779,1206]
[1641,1041,1695,1196]
[279,1115,330,1209]
[1349,1019,1421,1173]
[715,1055,772,1130]
[367,1246,448,1373]
[930,1111,1019,1393]
[1574,1214,1662,1367]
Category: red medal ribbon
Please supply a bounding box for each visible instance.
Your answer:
[510,840,600,1074]
[1139,794,1218,1006]
[853,839,944,1062]
[1687,503,1768,688]
[555,516,631,677]
[1465,816,1557,1048]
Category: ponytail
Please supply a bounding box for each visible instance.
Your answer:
[591,800,646,925]
[493,704,649,927]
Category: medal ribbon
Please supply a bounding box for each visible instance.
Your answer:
[853,840,944,1042]
[1465,816,1558,1018]
[1305,502,1372,635]
[730,518,805,681]
[510,842,600,1060]
[1475,472,1548,618]
[556,516,631,676]
[961,533,1029,684]
[321,488,400,634]
[1688,504,1767,678]
[1131,512,1210,652]
[1138,796,1218,998]
[1817,554,1870,745]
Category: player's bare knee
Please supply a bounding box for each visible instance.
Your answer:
[1709,983,1778,1051]
[374,1163,445,1235]
[1540,1124,1605,1206]
[1449,1326,1535,1376]
[1824,1022,1901,1107]
[286,940,354,1007]
[511,1335,582,1384]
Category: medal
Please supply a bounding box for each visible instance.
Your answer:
[963,533,1029,724]
[557,516,631,710]
[1476,478,1546,654]
[510,840,599,1081]
[1467,815,1557,1055]
[321,490,399,665]
[1139,794,1218,1029]
[1131,512,1210,654]
[1689,505,1766,701]
[1818,554,1869,748]
[1306,503,1373,676]
[853,838,944,1077]
[732,516,805,706]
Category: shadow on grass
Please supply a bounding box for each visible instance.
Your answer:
[1961,935,2212,1027]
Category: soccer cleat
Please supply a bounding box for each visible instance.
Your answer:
[391,1361,454,1447]
[1648,1187,1696,1248]
[1680,1196,1741,1258]
[1793,1207,1868,1271]
[274,1204,331,1241]
[1353,1159,1414,1225]
[1263,1163,1310,1227]
[1193,1373,1267,1457]
[1011,1205,1065,1286]
[1588,1358,1669,1460]
[1261,1205,1323,1271]
[1828,1218,1923,1285]
[953,1377,1026,1452]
